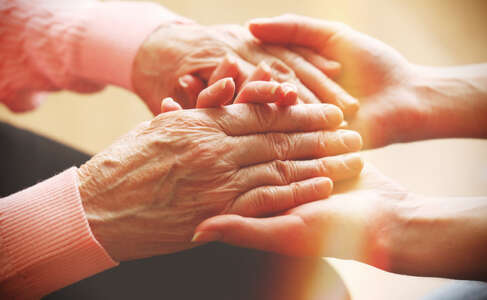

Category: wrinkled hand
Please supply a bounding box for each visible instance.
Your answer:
[193,164,409,269]
[248,15,425,148]
[132,22,357,114]
[77,81,363,262]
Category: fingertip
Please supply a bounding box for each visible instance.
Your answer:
[323,104,344,128]
[343,98,360,117]
[177,74,206,108]
[160,97,182,113]
[317,177,334,197]
[196,77,236,108]
[345,153,365,173]
[340,130,363,152]
[277,83,298,106]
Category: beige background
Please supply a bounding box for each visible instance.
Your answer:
[1,0,487,299]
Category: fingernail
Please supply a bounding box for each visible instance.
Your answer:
[341,131,362,151]
[225,54,237,65]
[178,76,189,88]
[191,231,222,243]
[270,83,279,95]
[311,177,333,195]
[259,61,272,73]
[220,78,228,89]
[325,61,341,69]
[281,83,297,96]
[344,153,364,171]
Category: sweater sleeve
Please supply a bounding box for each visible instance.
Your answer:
[0,168,117,299]
[0,0,191,112]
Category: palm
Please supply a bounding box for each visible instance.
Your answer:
[324,29,420,147]
[271,164,408,258]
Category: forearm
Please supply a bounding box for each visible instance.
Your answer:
[385,194,487,280]
[412,64,487,140]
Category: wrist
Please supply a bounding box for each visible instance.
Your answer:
[410,64,487,140]
[76,163,120,261]
[365,191,423,274]
[371,192,487,279]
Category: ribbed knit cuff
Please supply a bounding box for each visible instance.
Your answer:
[76,1,193,90]
[0,167,117,299]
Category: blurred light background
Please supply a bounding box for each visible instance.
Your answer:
[1,0,486,299]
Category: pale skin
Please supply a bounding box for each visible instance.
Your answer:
[193,15,487,281]
[78,78,364,262]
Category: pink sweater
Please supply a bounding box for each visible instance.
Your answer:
[0,1,188,298]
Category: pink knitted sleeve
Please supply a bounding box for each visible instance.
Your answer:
[0,168,117,299]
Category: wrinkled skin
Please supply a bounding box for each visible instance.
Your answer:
[248,15,428,148]
[132,22,356,114]
[78,103,363,261]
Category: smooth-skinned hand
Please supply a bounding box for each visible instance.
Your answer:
[247,14,428,148]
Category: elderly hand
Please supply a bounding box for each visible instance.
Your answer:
[77,80,363,262]
[132,22,359,114]
[247,15,427,148]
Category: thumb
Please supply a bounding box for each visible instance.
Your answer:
[177,74,206,108]
[192,214,313,256]
[196,77,235,108]
[160,97,183,113]
[248,14,343,51]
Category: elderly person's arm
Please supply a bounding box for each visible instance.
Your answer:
[1,1,355,115]
[0,0,192,112]
[1,95,363,298]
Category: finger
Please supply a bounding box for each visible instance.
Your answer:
[177,74,206,108]
[290,46,341,79]
[208,103,343,136]
[248,14,345,51]
[234,153,364,189]
[226,177,333,217]
[231,130,362,166]
[266,59,321,104]
[208,55,240,85]
[208,55,253,91]
[196,78,235,108]
[264,45,359,116]
[234,81,297,105]
[242,61,273,85]
[192,214,311,256]
[160,97,183,113]
[296,82,322,104]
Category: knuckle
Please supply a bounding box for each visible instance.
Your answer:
[255,186,279,212]
[272,160,296,185]
[268,60,296,82]
[313,131,327,157]
[289,181,303,206]
[250,103,276,129]
[317,159,330,177]
[269,133,292,160]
